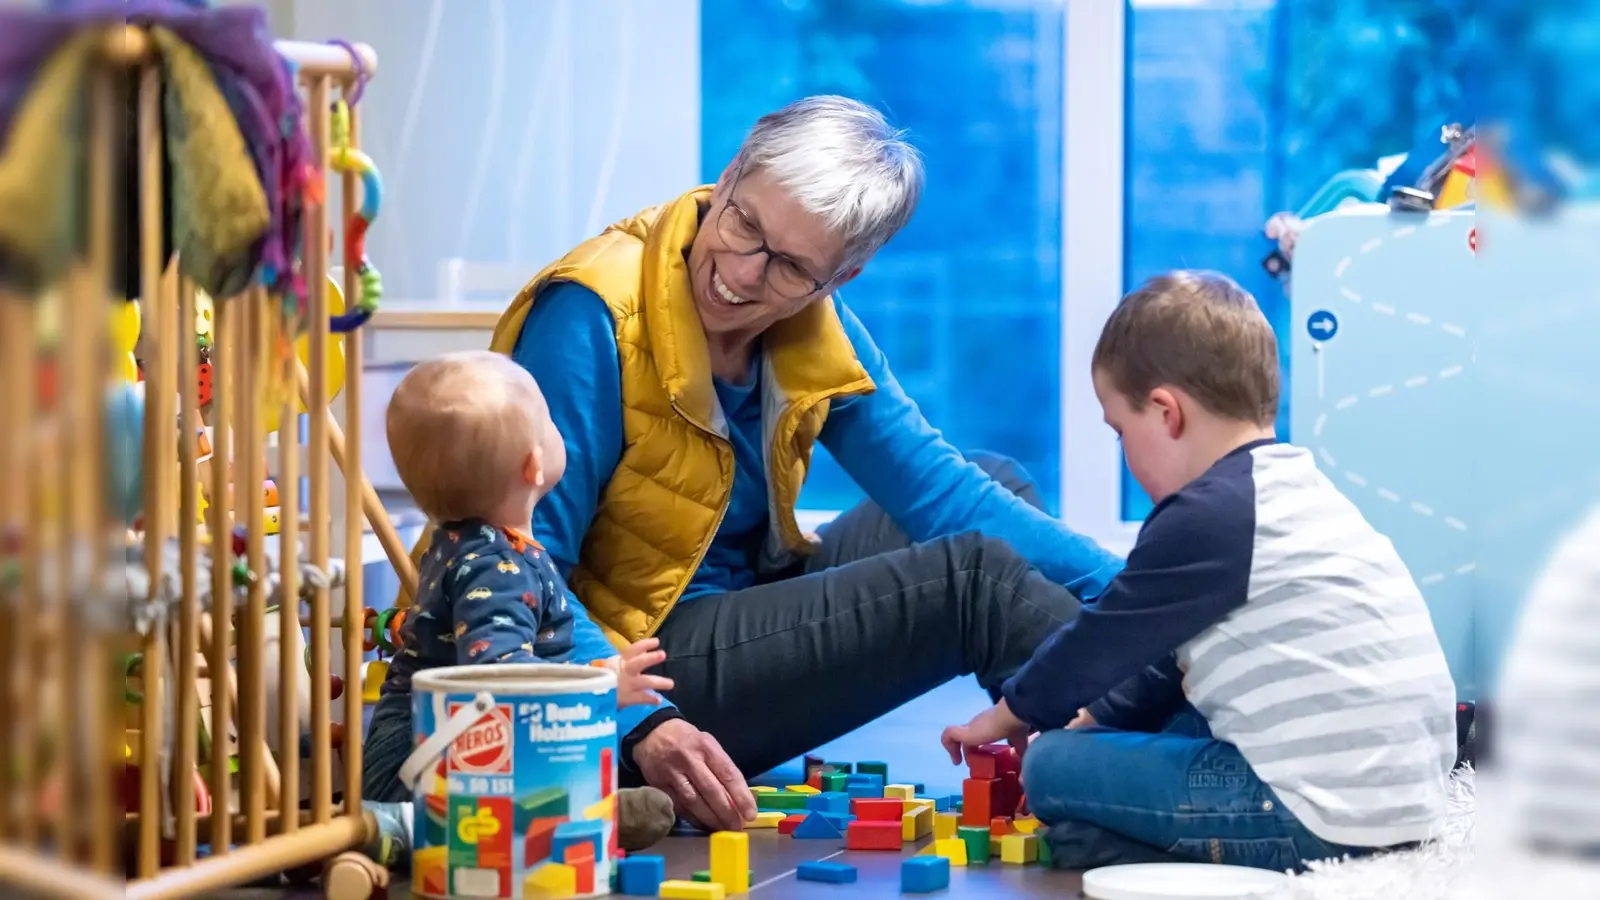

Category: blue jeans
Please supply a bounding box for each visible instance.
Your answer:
[1020,707,1373,872]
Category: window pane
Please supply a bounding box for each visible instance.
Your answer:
[702,0,1066,513]
[1122,0,1284,520]
[1121,0,1464,520]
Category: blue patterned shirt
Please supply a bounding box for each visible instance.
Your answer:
[379,520,576,698]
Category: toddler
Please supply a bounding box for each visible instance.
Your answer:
[362,350,677,864]
[942,272,1458,872]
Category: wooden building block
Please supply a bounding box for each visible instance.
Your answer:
[933,838,969,866]
[745,811,785,828]
[852,797,904,822]
[901,856,951,894]
[1000,833,1039,865]
[933,811,959,840]
[658,880,725,899]
[958,825,991,864]
[845,820,903,851]
[709,831,749,893]
[902,804,933,841]
[961,777,997,827]
[884,783,916,801]
[1013,816,1040,834]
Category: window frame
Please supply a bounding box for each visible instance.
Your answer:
[1059,0,1141,556]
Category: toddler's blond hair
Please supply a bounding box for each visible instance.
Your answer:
[385,350,548,522]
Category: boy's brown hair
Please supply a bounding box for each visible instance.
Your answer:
[1092,270,1279,426]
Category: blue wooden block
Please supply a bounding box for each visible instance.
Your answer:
[616,855,665,896]
[549,819,603,865]
[901,856,951,893]
[792,810,843,839]
[912,782,926,794]
[806,791,851,815]
[798,861,858,884]
[845,783,882,800]
[819,811,855,831]
[845,773,884,791]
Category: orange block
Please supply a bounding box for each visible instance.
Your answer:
[961,778,996,827]
[990,817,1011,836]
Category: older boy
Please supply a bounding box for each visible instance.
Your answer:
[942,272,1458,871]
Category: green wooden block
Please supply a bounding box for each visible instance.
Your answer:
[692,870,711,882]
[857,761,889,779]
[820,772,848,792]
[1038,836,1053,867]
[825,761,853,774]
[756,790,809,811]
[958,825,991,864]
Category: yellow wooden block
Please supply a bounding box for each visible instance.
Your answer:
[1012,816,1040,834]
[906,797,936,816]
[783,784,820,794]
[990,837,1001,856]
[884,783,916,801]
[750,786,778,793]
[902,804,933,841]
[659,880,726,899]
[524,861,576,898]
[710,831,750,893]
[934,838,969,867]
[933,811,959,840]
[746,811,785,828]
[1000,833,1039,865]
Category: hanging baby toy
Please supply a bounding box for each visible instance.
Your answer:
[326,94,383,333]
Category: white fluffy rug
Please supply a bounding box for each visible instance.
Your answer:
[1269,767,1476,900]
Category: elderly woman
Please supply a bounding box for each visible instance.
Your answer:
[384,96,1123,832]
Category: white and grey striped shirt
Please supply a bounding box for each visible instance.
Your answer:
[1005,440,1458,848]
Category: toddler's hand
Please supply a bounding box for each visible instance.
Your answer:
[603,637,674,708]
[941,700,1028,766]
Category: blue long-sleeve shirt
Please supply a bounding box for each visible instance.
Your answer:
[512,280,1126,739]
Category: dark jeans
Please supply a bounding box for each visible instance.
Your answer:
[1022,705,1374,873]
[641,452,1084,780]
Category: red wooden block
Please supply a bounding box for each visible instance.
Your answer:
[997,745,1021,776]
[851,798,905,822]
[845,820,903,851]
[966,745,1003,780]
[962,777,997,828]
[806,769,823,790]
[778,814,808,835]
[990,817,1012,836]
[997,771,1023,817]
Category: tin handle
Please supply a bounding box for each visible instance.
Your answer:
[397,690,497,791]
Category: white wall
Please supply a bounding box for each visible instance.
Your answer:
[287,0,701,304]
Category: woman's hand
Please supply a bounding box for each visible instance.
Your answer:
[604,637,674,708]
[941,699,1029,766]
[633,718,756,832]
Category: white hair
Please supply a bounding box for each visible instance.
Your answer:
[734,95,924,272]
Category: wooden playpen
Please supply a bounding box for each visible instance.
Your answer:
[0,24,417,899]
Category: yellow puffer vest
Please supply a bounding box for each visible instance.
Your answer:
[397,186,876,646]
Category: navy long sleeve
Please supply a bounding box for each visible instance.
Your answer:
[1000,447,1263,730]
[1084,656,1187,732]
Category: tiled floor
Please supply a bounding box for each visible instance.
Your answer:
[219,677,1087,897]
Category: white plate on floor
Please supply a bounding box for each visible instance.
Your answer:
[1083,863,1288,899]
